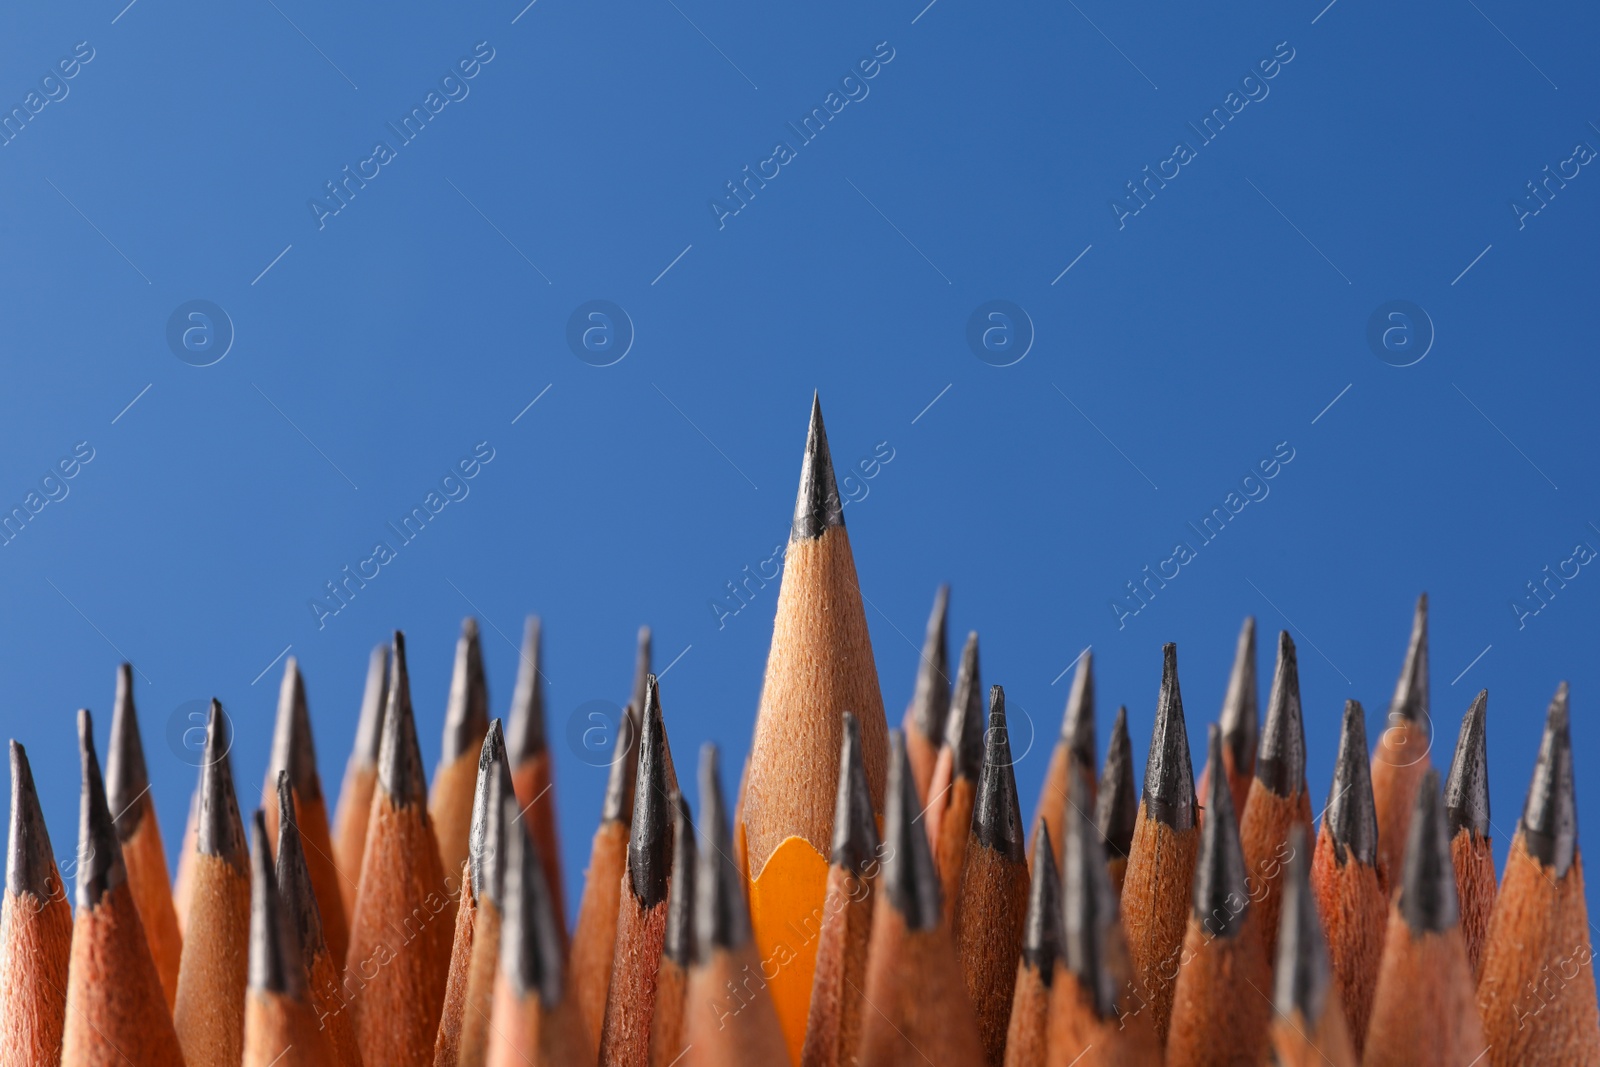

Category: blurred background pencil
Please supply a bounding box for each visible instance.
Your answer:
[1094,705,1136,897]
[331,643,388,918]
[929,631,981,909]
[507,616,566,939]
[1031,649,1094,864]
[1370,594,1430,882]
[1270,826,1355,1067]
[902,585,950,803]
[242,809,331,1067]
[1442,689,1493,981]
[646,793,694,1067]
[1000,821,1059,1067]
[433,617,491,881]
[1,741,70,1064]
[1196,617,1257,819]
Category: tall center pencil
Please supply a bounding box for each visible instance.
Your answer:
[742,395,888,1060]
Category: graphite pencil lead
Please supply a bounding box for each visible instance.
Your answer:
[627,675,673,909]
[1063,768,1118,1016]
[1388,593,1429,727]
[8,741,55,899]
[506,616,547,764]
[1399,768,1456,933]
[1273,825,1331,1023]
[197,699,247,870]
[248,809,299,995]
[1061,650,1095,768]
[973,686,1025,861]
[830,711,880,875]
[76,708,126,909]
[353,644,390,769]
[602,626,653,826]
[1021,823,1063,984]
[378,631,429,807]
[469,720,514,905]
[502,796,564,1006]
[1444,690,1490,840]
[1096,706,1137,859]
[882,730,941,931]
[1255,631,1305,797]
[1193,724,1248,936]
[908,585,952,742]
[275,772,326,960]
[945,631,984,782]
[663,793,696,968]
[106,662,151,841]
[1144,643,1196,830]
[1326,700,1378,867]
[695,743,750,954]
[1521,681,1576,876]
[791,391,845,542]
[1220,617,1258,776]
[271,657,321,802]
[441,617,489,765]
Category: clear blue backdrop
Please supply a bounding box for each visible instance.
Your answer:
[2,0,1597,921]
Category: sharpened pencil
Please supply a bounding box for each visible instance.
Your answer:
[172,782,199,940]
[1370,594,1431,883]
[243,809,333,1067]
[1031,649,1094,865]
[928,630,982,910]
[1442,688,1493,981]
[507,616,566,941]
[1270,826,1356,1067]
[433,617,492,882]
[1197,617,1257,820]
[647,793,694,1067]
[1094,705,1136,897]
[1000,821,1059,1067]
[332,644,389,918]
[1,741,71,1063]
[903,585,951,803]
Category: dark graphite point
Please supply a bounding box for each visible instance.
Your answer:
[908,586,952,743]
[1521,682,1577,877]
[1063,767,1119,1018]
[945,631,984,782]
[1144,644,1196,831]
[249,809,300,996]
[1445,690,1490,840]
[628,676,675,909]
[506,616,547,764]
[1255,631,1305,797]
[695,744,752,955]
[9,741,57,900]
[107,662,152,841]
[791,392,845,542]
[501,796,564,1007]
[1399,769,1457,933]
[1388,594,1430,729]
[1061,650,1096,773]
[1095,706,1138,860]
[271,658,322,803]
[662,794,696,968]
[602,627,652,826]
[353,644,390,770]
[275,771,327,962]
[1326,700,1378,868]
[441,617,490,766]
[830,712,880,876]
[881,730,941,932]
[469,721,515,905]
[1220,617,1259,776]
[1273,825,1331,1024]
[1193,724,1249,938]
[379,631,430,807]
[1021,823,1063,985]
[973,686,1025,862]
[76,709,127,910]
[198,699,248,873]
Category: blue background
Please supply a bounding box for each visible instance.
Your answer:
[1,0,1596,921]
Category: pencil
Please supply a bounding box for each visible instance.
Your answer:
[275,772,363,1067]
[1237,630,1311,966]
[1166,723,1273,1067]
[743,395,889,1058]
[486,795,595,1066]
[855,730,985,1065]
[173,699,252,1067]
[332,644,389,918]
[1196,617,1257,820]
[1270,826,1356,1067]
[507,616,566,940]
[1442,688,1493,981]
[61,708,185,1067]
[570,626,651,1049]
[999,821,1059,1067]
[1363,768,1485,1067]
[1030,649,1094,865]
[800,711,880,1067]
[1370,594,1430,882]
[1094,705,1136,896]
[434,720,513,1067]
[928,630,982,910]
[1,741,71,1063]
[173,783,198,939]
[1309,698,1387,1056]
[106,662,183,1008]
[1476,683,1600,1065]
[599,675,679,1065]
[344,631,454,1067]
[1119,643,1199,1046]
[647,793,694,1067]
[263,657,350,968]
[954,685,1030,1064]
[433,617,491,882]
[243,809,333,1067]
[902,585,951,805]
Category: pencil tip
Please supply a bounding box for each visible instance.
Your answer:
[881,730,941,931]
[8,741,56,900]
[695,743,751,954]
[1063,765,1119,1017]
[197,699,247,871]
[1022,822,1064,984]
[1521,682,1576,876]
[974,686,1025,861]
[77,709,126,909]
[1273,825,1332,1024]
[602,627,653,826]
[1445,690,1490,840]
[663,793,696,967]
[628,675,674,908]
[945,631,984,781]
[506,616,547,764]
[378,631,429,807]
[106,662,151,842]
[1219,617,1258,775]
[501,796,564,1006]
[1095,706,1138,861]
[791,392,844,542]
[275,771,326,961]
[1061,650,1095,771]
[1388,593,1429,727]
[908,586,952,742]
[1326,700,1378,867]
[830,711,880,875]
[1144,644,1196,830]
[249,809,300,995]
[1255,631,1305,797]
[441,617,490,765]
[1399,768,1457,933]
[270,657,321,803]
[469,720,515,905]
[1193,724,1248,936]
[353,644,390,769]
